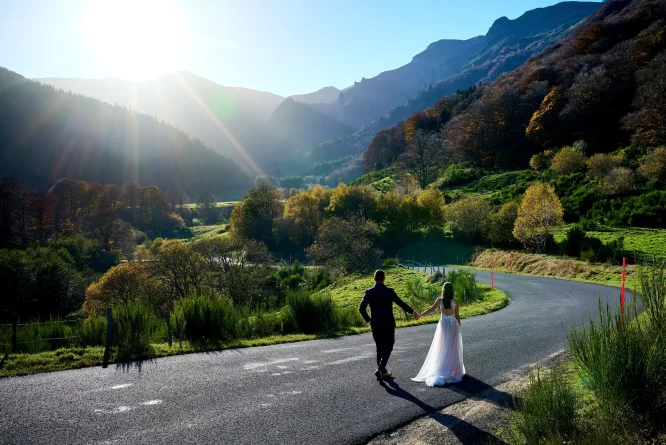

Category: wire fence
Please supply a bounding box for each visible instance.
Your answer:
[0,319,83,354]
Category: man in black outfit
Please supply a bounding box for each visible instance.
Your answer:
[359,270,420,381]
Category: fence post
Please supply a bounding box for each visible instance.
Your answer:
[166,312,172,348]
[103,307,113,368]
[11,317,17,353]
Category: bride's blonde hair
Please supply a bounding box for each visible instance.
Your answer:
[441,282,454,309]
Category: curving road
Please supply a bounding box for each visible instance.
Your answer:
[0,270,625,445]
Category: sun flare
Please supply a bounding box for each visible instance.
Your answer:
[84,0,186,80]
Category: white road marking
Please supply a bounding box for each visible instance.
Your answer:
[325,355,373,366]
[110,384,132,390]
[141,400,162,406]
[321,348,353,354]
[260,403,272,407]
[303,360,318,364]
[94,406,134,414]
[243,358,299,370]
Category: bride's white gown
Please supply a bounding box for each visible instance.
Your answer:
[412,300,465,386]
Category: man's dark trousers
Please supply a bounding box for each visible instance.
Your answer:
[372,326,395,372]
[359,282,414,373]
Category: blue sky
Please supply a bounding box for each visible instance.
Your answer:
[0,0,601,96]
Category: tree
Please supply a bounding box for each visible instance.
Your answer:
[513,183,564,252]
[445,196,492,242]
[326,183,378,220]
[306,217,382,275]
[396,130,446,189]
[600,167,634,196]
[362,122,407,172]
[416,189,445,231]
[489,201,519,247]
[551,145,586,175]
[152,240,207,300]
[279,176,305,190]
[638,147,666,182]
[27,191,53,243]
[529,152,551,171]
[192,237,273,307]
[230,183,284,247]
[83,262,165,317]
[587,153,623,179]
[283,186,331,247]
[0,177,23,247]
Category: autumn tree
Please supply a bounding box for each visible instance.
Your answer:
[513,183,564,252]
[362,122,407,172]
[307,217,382,275]
[396,130,446,189]
[230,182,284,247]
[375,191,420,241]
[638,147,666,182]
[327,183,378,220]
[83,262,165,317]
[600,167,634,195]
[445,195,492,242]
[283,186,331,247]
[551,145,587,175]
[587,153,623,179]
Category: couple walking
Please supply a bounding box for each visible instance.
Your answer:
[359,269,465,386]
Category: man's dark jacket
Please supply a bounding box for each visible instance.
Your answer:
[359,283,414,330]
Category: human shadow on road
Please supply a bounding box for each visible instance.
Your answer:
[447,375,514,409]
[380,379,508,445]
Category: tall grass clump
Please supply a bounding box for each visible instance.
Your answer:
[508,367,580,445]
[76,317,107,347]
[405,277,440,312]
[236,304,283,339]
[112,300,158,353]
[568,263,666,433]
[445,269,481,305]
[0,318,76,354]
[284,290,336,334]
[180,295,240,342]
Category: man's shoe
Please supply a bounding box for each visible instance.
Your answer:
[375,369,384,381]
[382,371,393,380]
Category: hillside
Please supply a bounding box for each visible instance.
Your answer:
[310,1,600,165]
[0,68,252,197]
[289,86,341,104]
[362,0,666,174]
[36,72,285,175]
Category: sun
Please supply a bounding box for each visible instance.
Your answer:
[84,0,186,81]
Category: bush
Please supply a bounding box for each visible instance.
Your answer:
[638,147,666,182]
[587,153,622,179]
[284,290,336,334]
[551,146,586,175]
[76,317,107,347]
[305,267,332,292]
[438,163,484,188]
[568,267,666,432]
[405,278,440,312]
[445,269,480,305]
[509,368,580,444]
[112,300,158,353]
[180,296,240,342]
[445,195,492,243]
[529,152,551,171]
[489,201,519,247]
[599,167,633,195]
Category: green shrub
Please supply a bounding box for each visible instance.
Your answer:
[180,296,240,342]
[112,300,157,353]
[405,277,440,312]
[508,368,580,444]
[76,317,106,347]
[568,267,666,432]
[438,163,484,188]
[284,290,336,334]
[445,269,480,305]
[305,267,331,292]
[0,318,77,354]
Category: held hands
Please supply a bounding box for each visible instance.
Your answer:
[412,311,420,320]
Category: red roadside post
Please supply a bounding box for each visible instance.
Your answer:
[490,261,495,290]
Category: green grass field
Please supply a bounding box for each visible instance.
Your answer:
[552,224,666,259]
[180,201,238,210]
[187,224,231,241]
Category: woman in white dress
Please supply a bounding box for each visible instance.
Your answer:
[412,282,465,386]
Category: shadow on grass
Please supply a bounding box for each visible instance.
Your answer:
[448,374,514,409]
[380,378,509,445]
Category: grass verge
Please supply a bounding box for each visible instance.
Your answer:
[1,267,508,379]
[472,249,639,290]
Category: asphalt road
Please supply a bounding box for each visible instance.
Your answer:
[0,269,626,445]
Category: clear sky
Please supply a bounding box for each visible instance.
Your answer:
[0,0,601,97]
